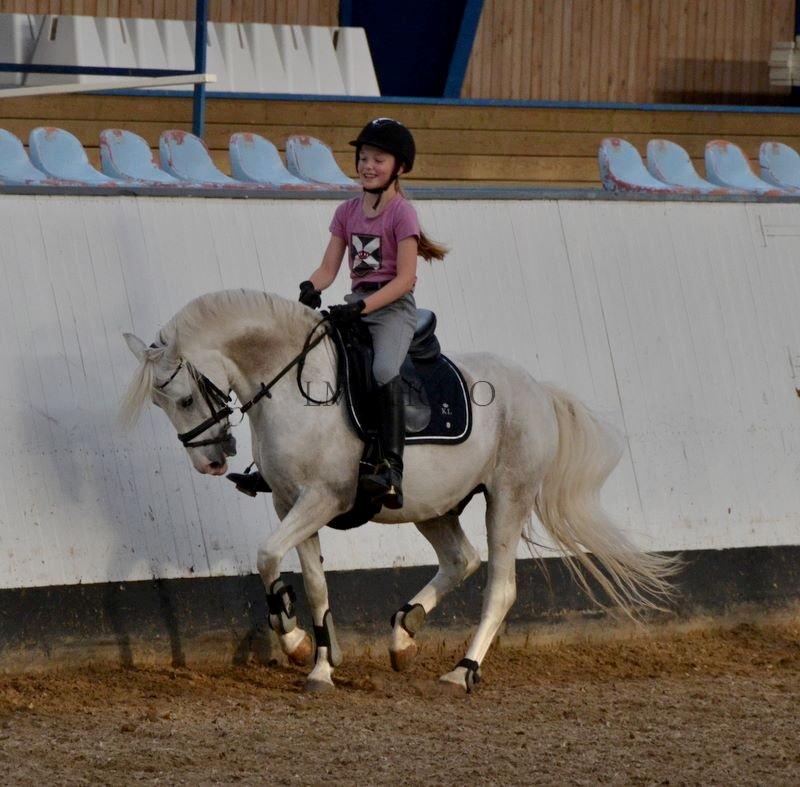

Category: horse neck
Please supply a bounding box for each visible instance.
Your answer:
[180,307,333,403]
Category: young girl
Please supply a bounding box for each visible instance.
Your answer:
[297,117,447,509]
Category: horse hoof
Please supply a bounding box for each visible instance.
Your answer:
[306,679,335,694]
[287,633,314,666]
[389,641,418,672]
[438,670,468,694]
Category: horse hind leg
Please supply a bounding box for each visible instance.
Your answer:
[439,489,527,692]
[389,513,481,671]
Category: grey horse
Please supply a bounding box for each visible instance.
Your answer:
[121,289,678,692]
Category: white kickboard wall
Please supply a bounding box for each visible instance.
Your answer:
[0,194,798,590]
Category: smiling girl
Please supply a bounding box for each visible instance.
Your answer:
[297,118,447,509]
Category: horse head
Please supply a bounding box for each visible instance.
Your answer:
[122,333,237,476]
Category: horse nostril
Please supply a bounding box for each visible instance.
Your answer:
[209,461,223,470]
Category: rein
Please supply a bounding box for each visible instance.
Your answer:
[163,320,337,449]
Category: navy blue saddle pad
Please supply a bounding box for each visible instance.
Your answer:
[329,309,472,445]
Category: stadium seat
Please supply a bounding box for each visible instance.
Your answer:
[244,23,287,92]
[276,25,316,93]
[646,139,735,194]
[303,26,346,94]
[156,19,195,92]
[759,141,800,190]
[598,138,681,192]
[28,126,122,185]
[704,140,789,195]
[0,128,58,185]
[26,15,108,87]
[285,135,357,187]
[229,133,309,187]
[127,17,169,78]
[100,129,180,184]
[159,129,240,185]
[0,14,43,87]
[217,22,260,93]
[333,27,380,96]
[96,16,136,74]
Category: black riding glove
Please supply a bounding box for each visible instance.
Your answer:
[298,280,322,309]
[327,300,365,326]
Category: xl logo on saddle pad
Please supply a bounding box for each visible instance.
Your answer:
[350,233,381,276]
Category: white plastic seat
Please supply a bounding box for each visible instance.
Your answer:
[285,135,357,187]
[333,27,380,96]
[244,23,287,92]
[0,128,56,184]
[28,126,122,185]
[96,16,136,74]
[100,129,180,184]
[159,129,239,186]
[759,141,800,190]
[229,133,308,187]
[199,22,231,92]
[156,19,194,92]
[217,22,260,93]
[646,139,733,194]
[598,138,682,193]
[26,15,108,87]
[705,140,789,195]
[0,14,43,87]
[303,26,346,94]
[276,25,316,93]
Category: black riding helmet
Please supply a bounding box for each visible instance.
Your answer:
[349,117,416,174]
[350,118,415,206]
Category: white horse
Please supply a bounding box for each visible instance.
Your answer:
[121,289,678,692]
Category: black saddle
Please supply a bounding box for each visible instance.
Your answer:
[330,308,472,445]
[324,309,473,531]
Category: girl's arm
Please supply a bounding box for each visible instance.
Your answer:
[361,236,418,314]
[307,235,347,290]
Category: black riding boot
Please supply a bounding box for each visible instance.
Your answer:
[226,470,272,497]
[360,376,405,509]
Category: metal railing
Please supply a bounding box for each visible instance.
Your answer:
[0,0,211,137]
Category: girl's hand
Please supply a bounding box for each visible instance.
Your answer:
[298,280,322,309]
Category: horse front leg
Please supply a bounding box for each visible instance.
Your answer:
[259,490,342,672]
[295,534,341,692]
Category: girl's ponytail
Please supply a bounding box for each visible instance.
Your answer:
[398,184,448,262]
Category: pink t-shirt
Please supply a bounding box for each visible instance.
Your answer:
[329,195,420,287]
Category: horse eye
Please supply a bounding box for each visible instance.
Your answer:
[179,396,194,409]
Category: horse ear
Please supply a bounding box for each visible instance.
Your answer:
[124,333,148,362]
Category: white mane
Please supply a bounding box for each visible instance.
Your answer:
[119,289,318,427]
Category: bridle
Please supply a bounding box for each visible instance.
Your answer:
[155,319,336,450]
[155,359,235,448]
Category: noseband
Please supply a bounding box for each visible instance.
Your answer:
[156,319,335,450]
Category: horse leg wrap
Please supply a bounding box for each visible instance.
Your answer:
[456,658,482,692]
[390,603,426,636]
[313,609,342,667]
[266,578,297,635]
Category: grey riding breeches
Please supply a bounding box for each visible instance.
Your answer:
[345,291,417,385]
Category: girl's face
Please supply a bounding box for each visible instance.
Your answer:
[357,144,402,190]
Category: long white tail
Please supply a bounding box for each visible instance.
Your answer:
[532,384,680,617]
